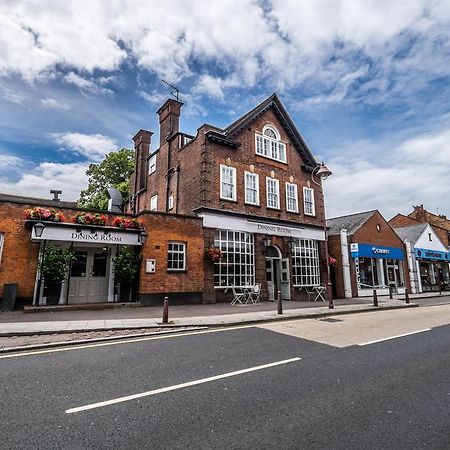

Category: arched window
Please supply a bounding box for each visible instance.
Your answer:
[255,125,286,163]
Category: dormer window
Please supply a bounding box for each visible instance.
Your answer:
[255,125,287,163]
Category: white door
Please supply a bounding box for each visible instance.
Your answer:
[281,258,291,300]
[266,258,275,301]
[68,248,109,303]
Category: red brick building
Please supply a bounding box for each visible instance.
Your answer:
[327,210,408,299]
[0,94,330,309]
[130,94,328,303]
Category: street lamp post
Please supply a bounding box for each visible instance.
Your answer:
[311,162,334,309]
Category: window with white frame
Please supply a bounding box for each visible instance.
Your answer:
[167,242,186,271]
[0,233,4,264]
[149,154,157,175]
[244,172,259,205]
[255,125,287,163]
[168,195,174,210]
[266,177,280,209]
[214,230,255,288]
[286,182,298,213]
[292,239,320,286]
[220,165,236,201]
[303,187,315,216]
[150,194,158,211]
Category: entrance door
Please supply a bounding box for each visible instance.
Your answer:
[281,258,291,300]
[68,248,109,304]
[266,258,277,301]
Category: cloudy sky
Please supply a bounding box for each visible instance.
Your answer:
[1,0,449,219]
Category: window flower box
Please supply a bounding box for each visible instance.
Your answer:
[72,212,108,226]
[112,217,142,230]
[24,207,66,222]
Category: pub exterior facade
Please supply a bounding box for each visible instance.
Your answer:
[0,94,330,308]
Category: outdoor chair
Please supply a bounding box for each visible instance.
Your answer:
[248,283,262,304]
[231,285,247,305]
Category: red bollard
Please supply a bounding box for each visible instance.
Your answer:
[162,296,169,323]
[277,290,283,315]
[373,289,378,307]
[405,289,410,304]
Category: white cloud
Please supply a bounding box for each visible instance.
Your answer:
[50,132,117,160]
[2,88,25,105]
[41,97,70,110]
[0,0,448,106]
[324,125,450,219]
[0,160,88,201]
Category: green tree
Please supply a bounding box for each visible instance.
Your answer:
[78,148,135,210]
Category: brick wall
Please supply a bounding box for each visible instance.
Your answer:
[388,214,420,228]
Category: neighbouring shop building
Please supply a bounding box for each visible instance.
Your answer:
[0,94,331,309]
[327,210,408,298]
[393,223,450,293]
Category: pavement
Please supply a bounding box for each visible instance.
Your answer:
[1,305,449,449]
[0,291,447,337]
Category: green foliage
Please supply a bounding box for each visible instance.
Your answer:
[112,246,141,283]
[40,246,76,283]
[77,148,135,210]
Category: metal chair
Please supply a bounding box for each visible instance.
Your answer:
[231,285,247,305]
[248,283,262,304]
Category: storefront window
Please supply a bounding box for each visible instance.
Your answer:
[358,257,404,290]
[214,230,254,288]
[292,239,320,286]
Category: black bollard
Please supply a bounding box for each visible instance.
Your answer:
[405,289,410,304]
[277,290,283,315]
[162,296,169,323]
[373,289,378,307]
[389,285,393,299]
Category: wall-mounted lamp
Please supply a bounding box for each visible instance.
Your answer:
[262,235,272,248]
[33,221,45,238]
[139,230,148,244]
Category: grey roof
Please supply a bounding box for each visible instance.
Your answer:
[0,192,77,208]
[326,210,377,236]
[393,223,427,243]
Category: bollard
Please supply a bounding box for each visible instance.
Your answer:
[405,288,410,304]
[277,290,283,315]
[162,296,169,323]
[389,285,393,299]
[439,282,442,296]
[373,289,378,307]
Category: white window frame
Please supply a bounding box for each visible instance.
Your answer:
[286,182,299,213]
[150,194,158,211]
[303,187,315,216]
[168,195,174,210]
[266,177,280,209]
[0,233,4,264]
[244,171,259,205]
[149,154,157,175]
[220,165,237,201]
[213,230,255,288]
[167,242,186,272]
[292,239,320,287]
[255,125,287,163]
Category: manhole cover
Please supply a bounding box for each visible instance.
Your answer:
[319,318,343,323]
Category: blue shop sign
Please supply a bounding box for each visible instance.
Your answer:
[415,247,450,261]
[350,243,404,260]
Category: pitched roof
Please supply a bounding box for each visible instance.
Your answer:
[224,93,318,168]
[326,210,377,236]
[393,223,428,243]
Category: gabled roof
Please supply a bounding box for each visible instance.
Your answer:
[224,93,318,169]
[393,223,428,243]
[326,210,377,236]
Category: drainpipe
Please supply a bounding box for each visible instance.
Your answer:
[405,241,419,293]
[175,165,180,214]
[340,228,352,298]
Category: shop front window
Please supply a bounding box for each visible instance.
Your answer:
[214,230,254,288]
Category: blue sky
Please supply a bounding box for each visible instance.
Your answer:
[1,0,450,219]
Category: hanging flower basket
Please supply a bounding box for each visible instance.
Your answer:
[206,246,222,262]
[112,216,142,230]
[328,256,337,266]
[24,207,65,222]
[73,212,108,226]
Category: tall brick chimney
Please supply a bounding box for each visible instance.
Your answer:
[132,129,153,192]
[157,99,183,146]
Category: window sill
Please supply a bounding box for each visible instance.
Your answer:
[167,269,187,273]
[220,197,238,203]
[245,202,261,207]
[266,206,281,210]
[287,210,300,214]
[255,153,287,165]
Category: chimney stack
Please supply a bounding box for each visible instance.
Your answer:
[50,190,62,201]
[132,129,153,192]
[157,99,183,146]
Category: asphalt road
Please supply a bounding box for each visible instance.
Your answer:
[1,310,450,449]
